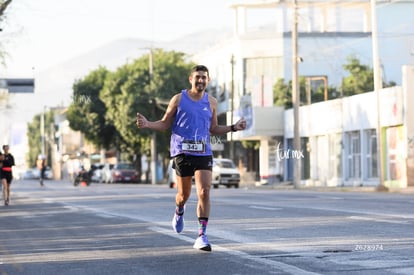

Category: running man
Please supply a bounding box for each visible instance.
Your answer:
[136,65,246,251]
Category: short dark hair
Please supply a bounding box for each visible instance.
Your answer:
[191,65,209,77]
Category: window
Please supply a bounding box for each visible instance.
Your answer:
[329,133,342,179]
[365,129,378,179]
[244,57,283,106]
[347,131,361,179]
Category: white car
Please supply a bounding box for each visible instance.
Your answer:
[22,168,40,180]
[212,158,240,188]
[101,163,114,183]
[21,167,53,180]
[90,163,104,182]
[44,167,53,179]
[166,158,240,188]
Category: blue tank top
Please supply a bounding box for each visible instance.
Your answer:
[170,89,213,157]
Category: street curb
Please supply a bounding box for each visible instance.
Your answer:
[241,182,414,194]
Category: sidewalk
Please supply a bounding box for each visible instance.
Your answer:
[243,181,414,194]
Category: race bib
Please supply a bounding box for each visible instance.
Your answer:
[182,141,206,153]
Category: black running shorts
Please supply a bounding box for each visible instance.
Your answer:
[1,171,13,184]
[172,154,213,177]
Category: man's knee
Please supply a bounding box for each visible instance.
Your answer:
[198,187,210,200]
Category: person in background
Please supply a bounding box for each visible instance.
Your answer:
[136,65,246,251]
[1,145,15,206]
[36,155,46,186]
[0,150,3,194]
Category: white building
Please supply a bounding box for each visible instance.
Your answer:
[284,66,413,188]
[192,0,414,188]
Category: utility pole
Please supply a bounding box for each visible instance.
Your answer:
[41,107,45,157]
[292,0,301,188]
[149,48,157,185]
[370,0,385,188]
[230,55,235,160]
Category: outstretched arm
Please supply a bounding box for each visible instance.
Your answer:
[210,117,247,135]
[209,95,246,135]
[136,94,180,131]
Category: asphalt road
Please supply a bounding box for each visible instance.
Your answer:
[1,179,413,275]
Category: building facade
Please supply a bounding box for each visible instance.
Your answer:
[192,0,414,188]
[285,66,413,188]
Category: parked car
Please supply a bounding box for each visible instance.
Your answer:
[44,167,53,179]
[22,168,40,180]
[212,158,240,188]
[101,163,114,183]
[110,162,139,183]
[90,163,104,183]
[166,158,240,188]
[22,167,53,180]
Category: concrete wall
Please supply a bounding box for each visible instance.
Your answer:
[403,65,414,186]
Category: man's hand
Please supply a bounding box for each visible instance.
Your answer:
[136,112,148,129]
[234,117,246,131]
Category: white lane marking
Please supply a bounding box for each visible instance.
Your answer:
[348,216,411,225]
[149,226,321,275]
[281,204,414,220]
[249,205,283,211]
[51,201,319,275]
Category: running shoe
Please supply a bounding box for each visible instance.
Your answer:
[172,213,184,233]
[193,234,212,251]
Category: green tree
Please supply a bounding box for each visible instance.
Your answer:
[66,66,119,150]
[26,110,55,168]
[273,77,309,108]
[341,56,375,96]
[274,56,396,108]
[0,0,13,104]
[0,1,12,18]
[341,55,396,96]
[86,49,193,180]
[0,0,12,65]
[99,60,146,161]
[273,78,291,108]
[100,49,193,162]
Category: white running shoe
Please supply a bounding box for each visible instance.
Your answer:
[193,235,212,251]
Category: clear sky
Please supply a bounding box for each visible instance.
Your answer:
[1,0,235,77]
[0,0,236,156]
